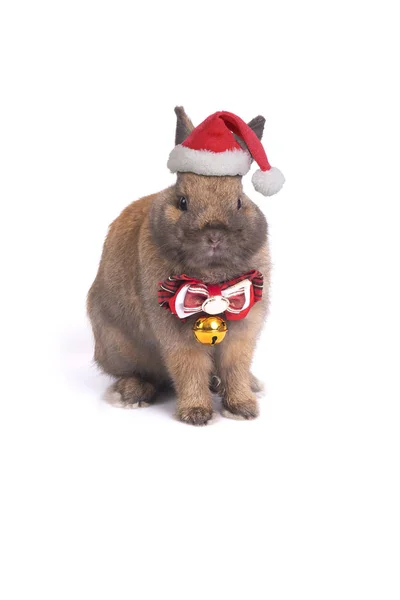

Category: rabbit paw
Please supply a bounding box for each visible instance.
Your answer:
[178,406,214,426]
[221,396,259,420]
[105,376,156,409]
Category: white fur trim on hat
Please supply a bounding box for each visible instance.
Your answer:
[168,144,252,176]
[251,167,285,197]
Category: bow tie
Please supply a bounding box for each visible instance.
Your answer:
[158,270,263,321]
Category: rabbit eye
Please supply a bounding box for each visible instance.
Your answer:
[178,196,188,211]
[237,198,242,210]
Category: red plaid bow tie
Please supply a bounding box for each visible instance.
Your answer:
[158,270,263,321]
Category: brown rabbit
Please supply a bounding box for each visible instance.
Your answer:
[87,107,284,425]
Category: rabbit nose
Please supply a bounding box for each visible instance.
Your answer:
[207,233,222,248]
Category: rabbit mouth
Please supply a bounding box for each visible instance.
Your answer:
[204,246,230,265]
[206,245,224,258]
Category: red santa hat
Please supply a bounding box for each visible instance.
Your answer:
[167,110,285,197]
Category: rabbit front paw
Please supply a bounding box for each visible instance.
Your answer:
[221,394,259,420]
[177,405,214,426]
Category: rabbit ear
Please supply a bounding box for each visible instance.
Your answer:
[234,115,266,153]
[247,115,266,141]
[174,106,195,145]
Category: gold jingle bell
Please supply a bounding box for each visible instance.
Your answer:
[193,316,228,345]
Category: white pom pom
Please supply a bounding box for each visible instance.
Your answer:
[251,167,285,197]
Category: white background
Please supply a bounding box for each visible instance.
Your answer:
[1,1,399,598]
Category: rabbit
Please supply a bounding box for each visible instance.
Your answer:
[87,107,273,425]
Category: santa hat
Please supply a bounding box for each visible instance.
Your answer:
[167,110,285,197]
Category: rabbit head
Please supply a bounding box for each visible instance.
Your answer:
[149,107,268,274]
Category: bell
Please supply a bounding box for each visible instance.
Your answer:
[193,316,228,345]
